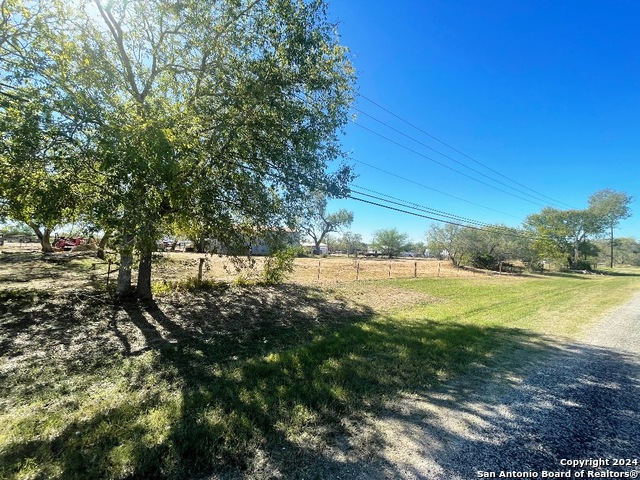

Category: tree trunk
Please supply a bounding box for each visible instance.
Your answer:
[116,233,134,297]
[573,234,581,267]
[610,225,614,269]
[197,233,207,253]
[28,223,54,253]
[41,228,53,253]
[136,250,153,300]
[97,231,111,259]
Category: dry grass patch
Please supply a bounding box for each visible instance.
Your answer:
[1,245,488,294]
[322,281,439,314]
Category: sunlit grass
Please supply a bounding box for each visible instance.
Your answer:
[394,273,640,337]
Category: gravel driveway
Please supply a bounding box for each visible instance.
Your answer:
[326,293,640,480]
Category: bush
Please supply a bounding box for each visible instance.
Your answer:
[261,247,298,284]
[571,260,593,271]
[525,261,545,273]
[151,278,225,294]
[471,253,498,270]
[70,243,97,252]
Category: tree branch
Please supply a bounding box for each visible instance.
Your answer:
[94,1,143,105]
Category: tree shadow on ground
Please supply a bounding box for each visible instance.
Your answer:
[345,344,640,480]
[594,269,640,277]
[541,270,640,280]
[2,285,635,479]
[0,251,99,286]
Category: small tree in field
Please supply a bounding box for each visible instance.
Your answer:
[426,223,531,269]
[371,228,409,258]
[588,189,633,268]
[341,231,366,256]
[425,224,469,266]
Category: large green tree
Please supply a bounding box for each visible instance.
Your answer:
[526,191,632,269]
[302,194,354,255]
[3,0,355,299]
[0,90,82,252]
[588,189,633,268]
[525,207,603,268]
[0,0,82,252]
[426,223,530,268]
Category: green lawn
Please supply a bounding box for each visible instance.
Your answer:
[1,272,639,479]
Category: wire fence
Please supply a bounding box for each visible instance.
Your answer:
[0,245,501,294]
[150,254,486,286]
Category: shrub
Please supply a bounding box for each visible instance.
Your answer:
[70,243,97,252]
[151,278,225,294]
[471,253,498,270]
[525,261,545,273]
[571,260,593,271]
[261,247,298,284]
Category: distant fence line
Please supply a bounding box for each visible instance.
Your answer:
[164,256,490,285]
[0,243,509,290]
[97,256,504,287]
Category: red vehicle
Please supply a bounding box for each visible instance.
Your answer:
[54,237,84,251]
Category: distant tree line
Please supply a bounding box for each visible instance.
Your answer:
[425,189,633,271]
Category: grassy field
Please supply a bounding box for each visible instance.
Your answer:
[1,249,639,479]
[0,242,476,292]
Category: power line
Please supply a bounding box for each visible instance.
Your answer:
[350,194,474,228]
[353,158,523,221]
[358,93,577,209]
[215,139,545,243]
[353,106,562,208]
[353,121,550,208]
[348,194,544,242]
[351,185,491,228]
[225,147,520,234]
[291,90,542,220]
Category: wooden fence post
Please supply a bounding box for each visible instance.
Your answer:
[317,259,321,281]
[356,261,360,281]
[438,262,441,278]
[414,261,417,278]
[388,261,391,278]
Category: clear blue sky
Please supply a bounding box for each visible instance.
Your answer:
[324,0,640,244]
